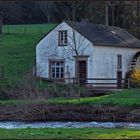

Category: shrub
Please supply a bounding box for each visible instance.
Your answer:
[1,71,49,100]
[46,82,82,98]
[130,67,140,87]
[0,89,10,100]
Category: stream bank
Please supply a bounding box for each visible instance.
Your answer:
[0,103,140,122]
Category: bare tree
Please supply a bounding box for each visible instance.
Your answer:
[70,2,83,21]
[55,1,83,21]
[60,26,91,99]
[108,1,119,26]
[83,1,108,25]
[0,16,2,34]
[69,30,88,84]
[105,1,109,25]
[37,1,54,23]
[136,1,140,37]
[0,1,8,34]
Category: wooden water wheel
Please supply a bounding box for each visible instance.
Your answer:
[129,51,140,71]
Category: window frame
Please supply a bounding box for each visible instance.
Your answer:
[117,54,122,69]
[58,30,68,46]
[49,60,65,79]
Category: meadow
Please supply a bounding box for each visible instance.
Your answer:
[0,23,57,78]
[0,128,140,139]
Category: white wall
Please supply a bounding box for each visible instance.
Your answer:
[36,21,94,81]
[92,45,140,84]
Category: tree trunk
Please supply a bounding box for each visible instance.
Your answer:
[0,17,3,34]
[76,57,79,85]
[76,57,80,101]
[137,1,140,38]
[112,5,115,26]
[47,14,50,23]
[105,2,109,25]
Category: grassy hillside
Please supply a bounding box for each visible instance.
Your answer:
[0,23,57,78]
[47,88,140,107]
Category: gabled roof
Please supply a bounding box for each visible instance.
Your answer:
[65,20,140,48]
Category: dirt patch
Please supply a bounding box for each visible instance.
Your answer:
[0,103,139,122]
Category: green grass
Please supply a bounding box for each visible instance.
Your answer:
[0,88,139,107]
[0,128,140,139]
[52,88,140,107]
[2,23,57,35]
[0,23,57,79]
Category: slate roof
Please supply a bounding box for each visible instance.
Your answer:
[65,20,140,48]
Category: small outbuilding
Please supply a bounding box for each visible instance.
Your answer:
[36,21,140,88]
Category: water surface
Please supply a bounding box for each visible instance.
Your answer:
[0,121,140,129]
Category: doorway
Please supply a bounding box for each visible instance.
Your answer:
[78,60,87,85]
[117,71,122,89]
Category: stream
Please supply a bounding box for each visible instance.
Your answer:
[0,121,140,129]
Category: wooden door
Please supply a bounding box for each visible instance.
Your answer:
[78,60,87,85]
[117,71,122,89]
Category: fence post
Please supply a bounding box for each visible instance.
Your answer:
[39,78,42,85]
[73,77,74,85]
[1,65,4,81]
[16,69,19,78]
[127,78,130,89]
[8,78,11,86]
[7,25,10,33]
[0,18,2,34]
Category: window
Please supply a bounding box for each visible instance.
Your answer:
[117,54,122,69]
[50,61,64,79]
[58,30,67,46]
